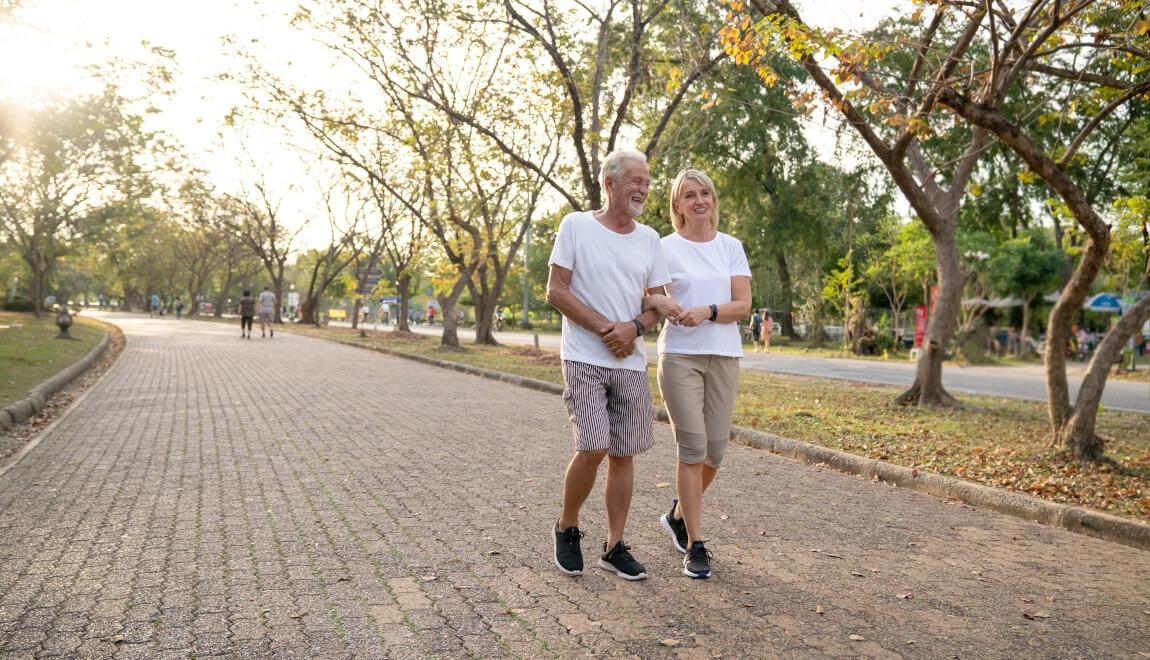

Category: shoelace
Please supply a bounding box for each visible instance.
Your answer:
[561,528,584,546]
[610,542,635,560]
[689,544,713,560]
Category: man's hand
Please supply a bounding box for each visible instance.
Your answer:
[599,322,638,358]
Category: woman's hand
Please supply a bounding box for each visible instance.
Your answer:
[677,306,711,327]
[644,293,687,325]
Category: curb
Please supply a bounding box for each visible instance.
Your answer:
[315,333,1150,552]
[0,330,111,430]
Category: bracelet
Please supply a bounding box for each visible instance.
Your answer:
[632,318,645,335]
[709,304,718,322]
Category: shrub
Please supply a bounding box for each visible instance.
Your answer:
[2,297,35,312]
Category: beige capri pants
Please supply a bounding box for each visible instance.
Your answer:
[656,353,740,468]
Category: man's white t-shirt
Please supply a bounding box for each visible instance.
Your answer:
[657,232,752,358]
[258,290,276,314]
[549,211,670,372]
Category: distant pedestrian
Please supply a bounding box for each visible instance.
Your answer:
[762,311,774,353]
[750,309,763,352]
[548,148,669,581]
[428,306,436,326]
[150,293,161,318]
[238,291,255,339]
[644,168,751,579]
[175,297,184,320]
[258,287,276,338]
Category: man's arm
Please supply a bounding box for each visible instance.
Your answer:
[547,265,639,358]
[546,264,613,334]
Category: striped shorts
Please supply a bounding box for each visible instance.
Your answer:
[561,361,655,457]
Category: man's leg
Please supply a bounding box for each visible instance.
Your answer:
[603,455,634,548]
[558,450,606,530]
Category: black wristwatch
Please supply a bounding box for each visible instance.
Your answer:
[632,318,645,335]
[709,304,718,322]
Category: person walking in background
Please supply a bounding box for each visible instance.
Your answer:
[643,168,752,579]
[547,148,669,581]
[750,309,763,352]
[150,292,161,318]
[175,297,185,320]
[762,310,774,353]
[238,291,255,339]
[258,286,276,338]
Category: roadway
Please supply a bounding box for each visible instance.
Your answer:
[385,323,1150,414]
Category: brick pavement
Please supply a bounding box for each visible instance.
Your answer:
[1,313,1148,659]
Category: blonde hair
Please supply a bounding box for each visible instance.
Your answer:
[668,168,720,231]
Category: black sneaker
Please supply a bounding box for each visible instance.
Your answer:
[553,525,584,575]
[660,499,688,554]
[683,541,712,579]
[598,541,647,581]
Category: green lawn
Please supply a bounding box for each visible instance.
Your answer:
[0,311,106,407]
[289,324,1150,521]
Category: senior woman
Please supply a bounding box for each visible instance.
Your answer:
[644,168,751,579]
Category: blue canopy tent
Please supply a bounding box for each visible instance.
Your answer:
[1083,293,1123,313]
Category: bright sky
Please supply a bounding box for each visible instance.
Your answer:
[0,0,902,248]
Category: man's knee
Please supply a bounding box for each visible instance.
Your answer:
[574,449,608,466]
[606,454,633,467]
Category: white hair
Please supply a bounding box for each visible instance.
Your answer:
[599,149,647,190]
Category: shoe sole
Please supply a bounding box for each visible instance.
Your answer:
[597,559,647,581]
[660,514,688,554]
[552,528,582,576]
[683,566,711,579]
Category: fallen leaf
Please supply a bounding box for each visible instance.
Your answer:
[815,605,824,615]
[1021,597,1034,603]
[850,570,866,577]
[849,634,865,641]
[656,482,672,488]
[720,515,729,520]
[825,553,843,559]
[661,639,681,647]
[1022,611,1051,620]
[896,593,912,600]
[487,550,501,556]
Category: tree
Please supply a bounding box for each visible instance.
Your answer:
[862,217,927,342]
[0,89,155,316]
[401,0,727,210]
[170,177,232,317]
[726,1,1006,407]
[295,187,363,326]
[985,231,1064,345]
[930,0,1150,458]
[226,172,305,325]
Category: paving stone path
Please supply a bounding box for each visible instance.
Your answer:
[1,313,1148,658]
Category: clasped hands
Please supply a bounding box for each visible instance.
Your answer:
[644,293,709,328]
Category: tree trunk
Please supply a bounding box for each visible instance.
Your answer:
[436,274,471,349]
[895,228,963,407]
[351,298,362,331]
[299,296,320,326]
[438,294,461,348]
[1057,296,1150,460]
[1020,295,1032,353]
[395,274,411,333]
[775,252,796,338]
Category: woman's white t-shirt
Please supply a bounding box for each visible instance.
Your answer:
[657,231,752,358]
[549,211,670,372]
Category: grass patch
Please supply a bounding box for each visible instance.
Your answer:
[0,311,105,407]
[291,324,1150,522]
